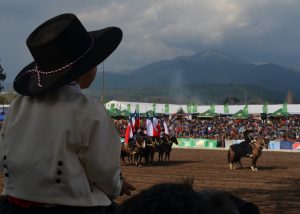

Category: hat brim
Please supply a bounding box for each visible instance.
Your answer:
[14,27,122,96]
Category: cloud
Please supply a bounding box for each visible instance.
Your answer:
[1,0,300,82]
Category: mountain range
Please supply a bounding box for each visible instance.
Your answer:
[3,50,299,104]
[87,50,299,104]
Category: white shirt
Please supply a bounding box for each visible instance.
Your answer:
[0,85,122,206]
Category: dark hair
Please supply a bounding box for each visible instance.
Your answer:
[197,190,260,214]
[118,182,204,214]
[118,182,260,214]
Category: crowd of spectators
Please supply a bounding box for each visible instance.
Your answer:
[113,115,300,144]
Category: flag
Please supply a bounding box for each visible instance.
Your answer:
[135,104,140,113]
[127,104,131,113]
[224,103,229,114]
[133,111,140,130]
[243,104,249,114]
[283,102,287,114]
[210,104,215,113]
[152,103,156,113]
[152,117,161,137]
[164,104,169,114]
[146,113,153,136]
[130,114,135,130]
[163,120,169,135]
[263,102,268,114]
[192,104,198,113]
[187,103,192,114]
[124,122,133,144]
[109,103,115,112]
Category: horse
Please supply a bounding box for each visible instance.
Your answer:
[120,138,135,166]
[157,135,178,163]
[132,135,154,166]
[227,138,267,171]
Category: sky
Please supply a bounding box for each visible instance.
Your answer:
[1,0,300,82]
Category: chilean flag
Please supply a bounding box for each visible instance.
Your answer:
[152,117,161,137]
[146,113,153,137]
[163,120,169,135]
[131,111,140,132]
[124,122,133,144]
[131,115,135,130]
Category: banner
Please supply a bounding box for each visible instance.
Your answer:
[268,141,281,150]
[292,142,300,150]
[173,138,218,148]
[225,140,243,149]
[280,141,293,150]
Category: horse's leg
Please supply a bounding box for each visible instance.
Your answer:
[160,152,163,163]
[228,150,233,169]
[130,153,135,165]
[145,149,149,166]
[127,153,132,165]
[251,155,259,171]
[150,149,155,164]
[159,152,163,163]
[238,158,243,169]
[134,152,139,166]
[167,151,171,161]
[120,153,125,166]
[228,149,235,170]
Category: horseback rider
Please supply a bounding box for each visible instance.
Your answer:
[160,131,169,145]
[240,129,255,157]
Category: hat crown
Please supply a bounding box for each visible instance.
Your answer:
[26,13,93,71]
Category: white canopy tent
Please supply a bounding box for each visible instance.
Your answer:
[105,100,300,115]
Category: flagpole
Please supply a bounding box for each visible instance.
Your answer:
[100,62,105,103]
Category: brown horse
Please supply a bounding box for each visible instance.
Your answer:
[120,138,135,166]
[228,138,267,171]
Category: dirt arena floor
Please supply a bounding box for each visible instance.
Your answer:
[0,148,299,213]
[117,148,300,214]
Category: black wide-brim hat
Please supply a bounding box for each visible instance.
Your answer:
[14,13,122,96]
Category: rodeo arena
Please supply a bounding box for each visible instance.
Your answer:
[1,101,300,213]
[103,101,300,213]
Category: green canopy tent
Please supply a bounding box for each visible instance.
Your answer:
[232,105,249,119]
[119,109,130,117]
[198,110,217,118]
[146,110,155,118]
[106,109,112,116]
[110,108,121,117]
[269,108,289,117]
[232,109,249,119]
[269,103,289,117]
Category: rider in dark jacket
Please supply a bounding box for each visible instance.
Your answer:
[240,130,254,157]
